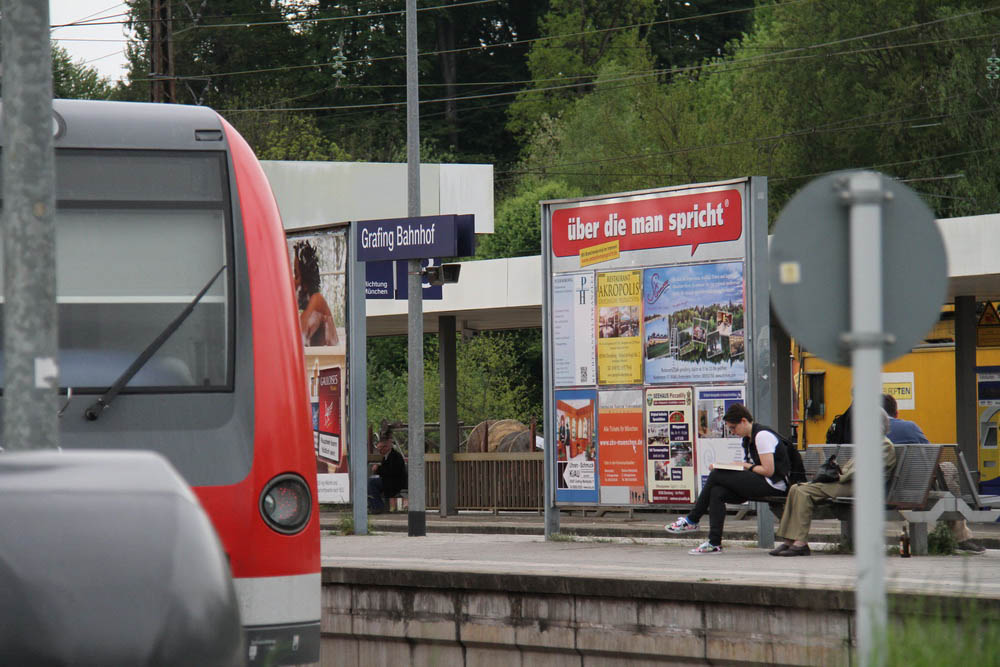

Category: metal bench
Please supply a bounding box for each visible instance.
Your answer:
[768,443,944,554]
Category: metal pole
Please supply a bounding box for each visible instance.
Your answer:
[349,223,368,534]
[439,315,457,517]
[748,176,774,548]
[405,0,426,537]
[845,171,888,667]
[541,204,559,538]
[2,0,59,452]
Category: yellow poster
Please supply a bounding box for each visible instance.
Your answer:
[597,270,642,385]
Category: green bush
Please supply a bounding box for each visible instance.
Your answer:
[927,521,958,555]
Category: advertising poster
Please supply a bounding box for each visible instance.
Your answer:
[598,390,645,504]
[553,273,597,387]
[555,389,599,503]
[646,387,696,503]
[881,372,915,411]
[288,228,349,503]
[695,385,747,493]
[597,270,642,385]
[978,366,1000,490]
[317,367,342,464]
[643,262,745,384]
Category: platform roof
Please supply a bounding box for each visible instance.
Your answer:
[359,214,1000,337]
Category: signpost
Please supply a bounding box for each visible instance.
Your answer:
[769,171,947,667]
[355,213,474,536]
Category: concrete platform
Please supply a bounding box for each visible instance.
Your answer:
[319,524,1000,666]
[320,508,1000,548]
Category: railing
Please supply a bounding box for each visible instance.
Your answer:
[425,452,544,511]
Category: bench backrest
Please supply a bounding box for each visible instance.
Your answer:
[887,444,940,509]
[805,443,939,509]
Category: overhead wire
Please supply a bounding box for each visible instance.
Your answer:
[217,28,1000,113]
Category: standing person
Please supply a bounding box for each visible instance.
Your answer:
[367,434,407,514]
[771,407,897,556]
[558,415,569,458]
[666,404,791,554]
[882,394,985,554]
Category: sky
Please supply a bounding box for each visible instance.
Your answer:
[49,1,132,83]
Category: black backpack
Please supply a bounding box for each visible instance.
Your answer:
[826,407,852,445]
[744,424,807,486]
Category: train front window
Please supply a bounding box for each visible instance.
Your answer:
[0,150,233,391]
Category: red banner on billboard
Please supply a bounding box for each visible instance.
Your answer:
[552,189,742,257]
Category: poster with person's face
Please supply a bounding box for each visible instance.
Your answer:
[555,389,598,504]
[695,385,746,494]
[287,227,349,503]
[643,262,745,384]
[646,387,696,503]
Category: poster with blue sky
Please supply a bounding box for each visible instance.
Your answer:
[643,261,745,384]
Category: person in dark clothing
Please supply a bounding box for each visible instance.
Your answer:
[367,437,407,513]
[826,403,853,444]
[666,403,790,554]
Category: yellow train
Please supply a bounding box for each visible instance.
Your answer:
[794,304,1000,489]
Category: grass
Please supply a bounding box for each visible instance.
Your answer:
[548,532,577,542]
[335,515,374,535]
[884,598,1000,665]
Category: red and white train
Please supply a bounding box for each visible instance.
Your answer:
[3,100,320,665]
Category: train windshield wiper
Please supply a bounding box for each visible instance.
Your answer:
[84,265,226,422]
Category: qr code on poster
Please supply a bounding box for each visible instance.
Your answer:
[579,366,588,383]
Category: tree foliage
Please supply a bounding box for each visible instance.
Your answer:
[367,332,537,447]
[517,0,1000,220]
[51,46,114,100]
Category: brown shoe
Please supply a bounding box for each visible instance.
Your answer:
[769,543,790,556]
[777,543,811,557]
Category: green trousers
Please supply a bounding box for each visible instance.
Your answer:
[776,481,852,543]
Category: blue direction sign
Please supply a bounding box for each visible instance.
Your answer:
[364,261,394,299]
[356,214,474,262]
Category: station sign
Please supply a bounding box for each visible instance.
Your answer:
[356,214,475,262]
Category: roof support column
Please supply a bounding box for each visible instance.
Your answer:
[955,295,978,477]
[439,315,458,516]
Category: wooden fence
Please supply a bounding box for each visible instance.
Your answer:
[424,452,544,511]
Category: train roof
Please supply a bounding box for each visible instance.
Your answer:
[0,99,226,151]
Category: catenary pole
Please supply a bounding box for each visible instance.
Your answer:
[405,0,426,537]
[1,0,59,451]
[846,172,888,667]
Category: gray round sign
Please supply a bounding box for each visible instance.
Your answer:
[769,171,947,365]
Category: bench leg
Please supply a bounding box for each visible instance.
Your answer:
[908,522,928,556]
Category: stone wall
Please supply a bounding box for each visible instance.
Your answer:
[321,568,856,666]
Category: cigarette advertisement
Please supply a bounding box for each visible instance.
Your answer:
[646,387,696,503]
[643,261,745,384]
[598,389,645,504]
[553,273,597,386]
[555,389,599,504]
[695,385,747,494]
[597,270,642,385]
[317,367,342,465]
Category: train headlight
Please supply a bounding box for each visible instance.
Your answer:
[259,474,312,534]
